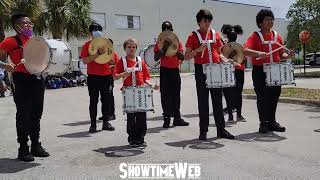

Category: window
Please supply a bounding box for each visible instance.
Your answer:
[90,12,106,28]
[115,14,140,30]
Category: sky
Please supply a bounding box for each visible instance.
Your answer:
[224,0,296,18]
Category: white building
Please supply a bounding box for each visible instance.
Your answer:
[5,0,290,72]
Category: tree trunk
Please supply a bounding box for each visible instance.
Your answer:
[0,18,5,42]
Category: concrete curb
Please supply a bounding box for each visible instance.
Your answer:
[243,94,320,107]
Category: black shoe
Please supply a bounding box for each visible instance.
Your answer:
[259,123,269,134]
[102,121,115,131]
[89,125,97,133]
[268,122,286,132]
[18,145,34,162]
[217,129,235,139]
[236,115,246,122]
[173,118,189,126]
[129,141,138,147]
[228,114,235,123]
[31,143,50,157]
[98,116,104,120]
[137,141,147,147]
[162,116,170,128]
[108,114,116,121]
[199,132,207,140]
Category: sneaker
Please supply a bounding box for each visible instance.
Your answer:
[137,141,147,147]
[217,129,235,139]
[129,141,138,148]
[162,116,170,128]
[259,123,269,134]
[102,121,115,131]
[31,143,50,157]
[89,125,97,133]
[268,122,286,132]
[199,132,207,140]
[18,145,34,162]
[173,118,189,126]
[236,115,246,122]
[108,114,116,121]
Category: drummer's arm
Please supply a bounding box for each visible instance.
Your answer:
[184,47,198,60]
[0,49,15,72]
[114,72,129,80]
[154,50,165,61]
[82,53,99,64]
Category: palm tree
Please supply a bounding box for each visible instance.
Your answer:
[0,0,16,41]
[38,0,91,40]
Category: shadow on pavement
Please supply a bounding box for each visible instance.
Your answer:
[236,132,287,142]
[147,126,171,134]
[63,120,102,126]
[94,145,144,157]
[314,129,320,133]
[303,107,320,113]
[58,130,102,138]
[165,137,224,150]
[147,116,163,121]
[0,158,40,173]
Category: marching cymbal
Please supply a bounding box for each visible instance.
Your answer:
[222,42,244,64]
[89,37,114,64]
[157,31,179,57]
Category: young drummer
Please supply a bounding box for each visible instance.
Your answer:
[114,38,157,147]
[184,9,234,140]
[154,21,189,128]
[244,9,295,133]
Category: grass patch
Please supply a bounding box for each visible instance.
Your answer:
[243,88,320,101]
[295,71,320,78]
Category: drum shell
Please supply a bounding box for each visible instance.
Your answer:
[203,63,235,88]
[122,86,154,113]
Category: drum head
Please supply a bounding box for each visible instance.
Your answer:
[144,45,159,69]
[23,37,50,74]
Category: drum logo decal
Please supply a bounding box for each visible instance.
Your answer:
[138,90,142,108]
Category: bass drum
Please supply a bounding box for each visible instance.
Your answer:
[23,37,72,76]
[139,45,159,69]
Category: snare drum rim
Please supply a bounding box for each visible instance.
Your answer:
[144,45,159,69]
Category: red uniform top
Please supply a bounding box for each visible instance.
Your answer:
[0,35,30,74]
[185,29,223,64]
[154,41,184,68]
[114,57,151,87]
[80,40,119,76]
[244,31,284,66]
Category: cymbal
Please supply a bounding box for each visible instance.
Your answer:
[157,31,179,57]
[89,37,114,64]
[222,42,244,64]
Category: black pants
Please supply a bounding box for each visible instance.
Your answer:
[87,75,114,125]
[160,67,181,118]
[13,72,45,145]
[107,78,115,116]
[252,66,281,124]
[127,112,147,143]
[223,69,244,115]
[195,64,225,133]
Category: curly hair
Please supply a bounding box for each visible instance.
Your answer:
[221,24,243,42]
[256,9,274,28]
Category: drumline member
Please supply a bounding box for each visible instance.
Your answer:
[184,9,234,140]
[80,22,119,133]
[114,38,157,147]
[243,9,295,133]
[154,21,189,128]
[221,24,246,122]
[0,13,50,162]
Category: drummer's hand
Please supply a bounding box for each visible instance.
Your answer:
[5,63,16,73]
[122,71,130,78]
[196,43,207,53]
[98,47,105,55]
[109,59,115,65]
[153,84,160,90]
[287,50,295,59]
[257,51,267,59]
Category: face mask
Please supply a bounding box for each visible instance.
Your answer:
[18,26,33,37]
[92,31,102,38]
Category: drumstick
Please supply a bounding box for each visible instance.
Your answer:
[256,46,286,60]
[15,59,26,67]
[275,42,290,52]
[201,30,209,58]
[123,61,139,81]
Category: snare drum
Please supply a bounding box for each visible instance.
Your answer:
[122,86,154,113]
[263,62,295,86]
[202,63,235,88]
[23,37,72,76]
